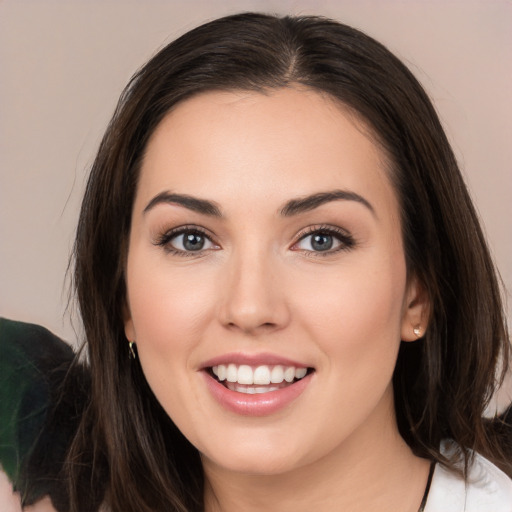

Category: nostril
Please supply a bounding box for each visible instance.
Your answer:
[224,320,279,335]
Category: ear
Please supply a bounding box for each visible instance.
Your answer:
[123,302,136,342]
[401,274,430,342]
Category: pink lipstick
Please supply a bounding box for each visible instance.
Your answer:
[200,353,314,416]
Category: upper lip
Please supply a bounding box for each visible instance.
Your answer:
[200,352,312,370]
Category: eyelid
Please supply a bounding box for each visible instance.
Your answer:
[153,224,220,256]
[153,223,354,257]
[291,224,355,255]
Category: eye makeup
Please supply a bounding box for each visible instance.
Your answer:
[153,224,219,257]
[291,224,356,257]
[152,222,356,259]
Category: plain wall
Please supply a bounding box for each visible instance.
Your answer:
[1,1,511,373]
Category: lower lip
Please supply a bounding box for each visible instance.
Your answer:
[202,371,313,416]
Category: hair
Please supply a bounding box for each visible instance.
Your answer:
[67,12,510,512]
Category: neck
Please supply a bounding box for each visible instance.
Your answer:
[203,391,431,512]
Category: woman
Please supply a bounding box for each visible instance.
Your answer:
[3,12,511,512]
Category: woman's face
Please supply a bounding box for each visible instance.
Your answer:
[124,87,425,475]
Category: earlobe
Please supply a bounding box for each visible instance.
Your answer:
[401,275,430,342]
[123,303,136,342]
[125,319,136,342]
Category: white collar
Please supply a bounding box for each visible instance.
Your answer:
[424,443,512,511]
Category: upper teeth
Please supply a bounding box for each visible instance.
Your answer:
[211,364,307,385]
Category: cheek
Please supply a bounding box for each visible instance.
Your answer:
[124,252,221,421]
[289,256,407,444]
[125,251,218,359]
[294,252,407,376]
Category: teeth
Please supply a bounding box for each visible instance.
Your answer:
[254,366,271,385]
[295,367,307,379]
[284,367,295,383]
[255,386,277,394]
[270,365,284,383]
[237,365,253,385]
[226,382,281,394]
[212,364,308,386]
[217,364,226,381]
[226,364,238,382]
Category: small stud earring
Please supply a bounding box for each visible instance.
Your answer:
[129,341,137,359]
[413,326,422,338]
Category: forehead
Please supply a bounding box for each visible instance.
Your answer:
[137,87,398,219]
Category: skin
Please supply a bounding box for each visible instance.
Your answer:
[0,471,56,512]
[124,87,430,512]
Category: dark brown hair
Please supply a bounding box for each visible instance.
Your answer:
[69,12,510,511]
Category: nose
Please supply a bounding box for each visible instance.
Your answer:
[218,248,291,336]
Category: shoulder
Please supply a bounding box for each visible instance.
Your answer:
[425,447,512,512]
[0,469,58,512]
[0,318,60,484]
[0,318,87,507]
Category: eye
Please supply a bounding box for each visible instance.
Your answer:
[292,226,355,254]
[155,226,218,255]
[172,231,213,251]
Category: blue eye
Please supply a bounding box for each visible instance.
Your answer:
[310,233,334,251]
[173,232,209,251]
[294,228,354,254]
[156,227,216,255]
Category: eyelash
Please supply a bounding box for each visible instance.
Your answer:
[154,225,215,257]
[154,224,355,257]
[293,225,355,257]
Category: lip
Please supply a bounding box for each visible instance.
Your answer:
[201,367,313,417]
[200,352,311,369]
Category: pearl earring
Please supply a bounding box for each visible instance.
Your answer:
[413,326,422,338]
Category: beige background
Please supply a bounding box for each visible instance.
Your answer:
[1,0,511,356]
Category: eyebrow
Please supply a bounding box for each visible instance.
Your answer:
[280,190,375,217]
[143,192,222,217]
[143,189,375,218]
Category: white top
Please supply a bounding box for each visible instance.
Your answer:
[425,450,512,511]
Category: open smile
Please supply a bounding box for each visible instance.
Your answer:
[201,356,315,416]
[209,363,312,394]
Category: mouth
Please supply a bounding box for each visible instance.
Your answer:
[207,363,314,394]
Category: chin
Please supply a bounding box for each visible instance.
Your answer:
[196,426,325,477]
[203,449,305,476]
